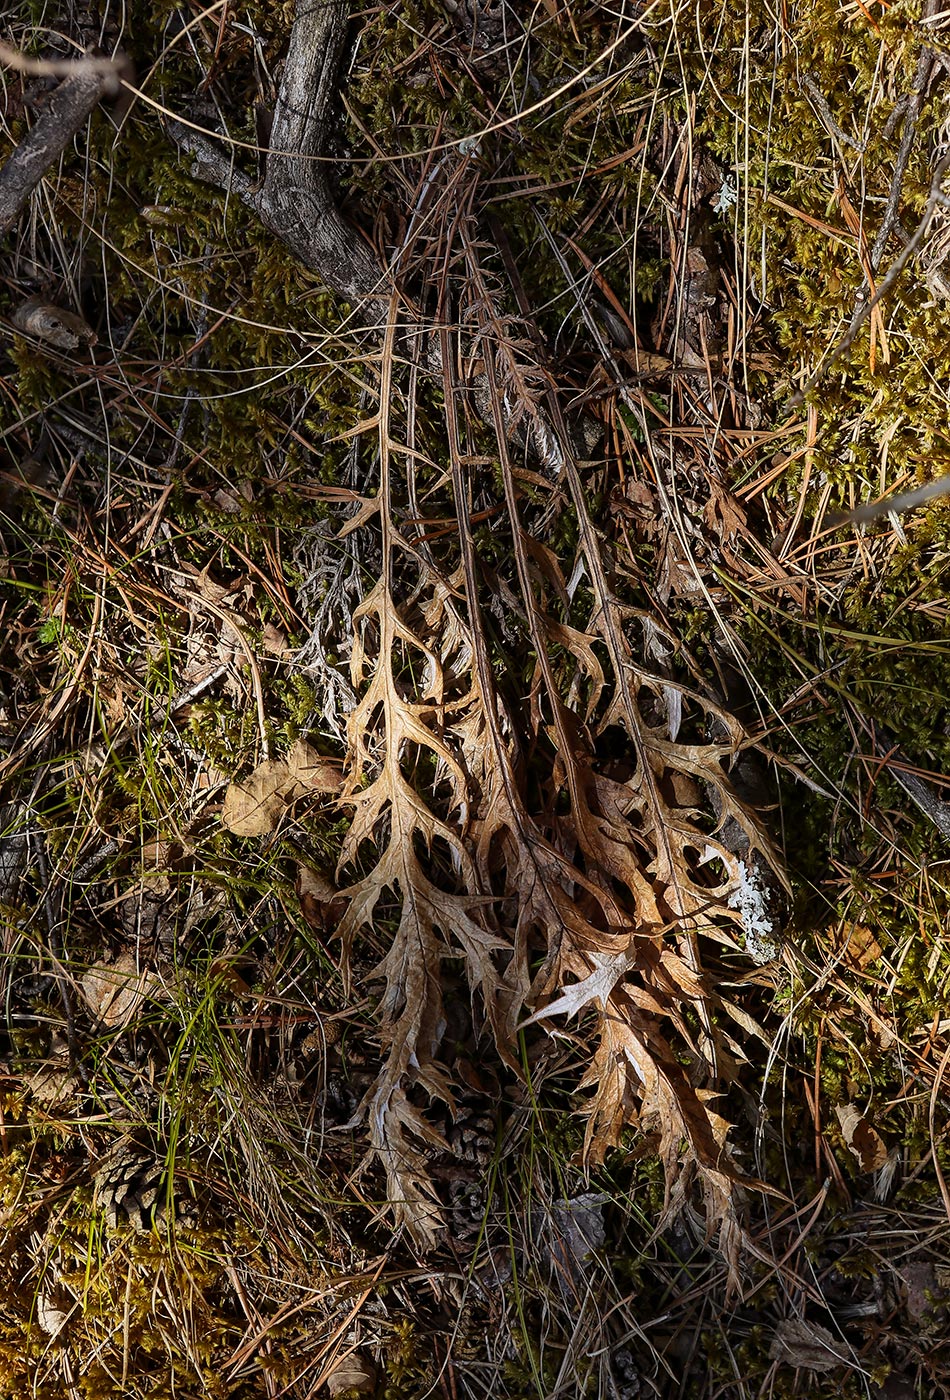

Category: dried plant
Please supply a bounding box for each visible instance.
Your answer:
[328,180,787,1277]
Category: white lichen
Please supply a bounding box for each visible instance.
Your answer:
[712,174,738,214]
[728,858,780,964]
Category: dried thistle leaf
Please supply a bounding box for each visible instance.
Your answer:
[455,247,790,1253]
[331,252,789,1259]
[331,313,520,1245]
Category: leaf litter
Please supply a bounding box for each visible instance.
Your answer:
[7,0,950,1393]
[221,740,344,837]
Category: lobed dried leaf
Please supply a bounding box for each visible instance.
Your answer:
[326,194,788,1260]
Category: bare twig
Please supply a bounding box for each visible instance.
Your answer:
[166,0,384,307]
[856,714,950,844]
[0,58,123,236]
[870,0,942,271]
[827,473,950,529]
[801,76,865,155]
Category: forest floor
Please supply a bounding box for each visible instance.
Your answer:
[2,1,950,1397]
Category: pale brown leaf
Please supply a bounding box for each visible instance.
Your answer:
[285,738,344,793]
[260,621,290,654]
[834,1103,889,1173]
[296,864,346,931]
[81,952,162,1028]
[13,296,97,350]
[222,743,343,836]
[36,1291,71,1339]
[221,759,291,835]
[768,1319,850,1373]
[325,1351,377,1398]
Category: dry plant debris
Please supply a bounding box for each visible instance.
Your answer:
[221,740,344,836]
[1,0,950,1396]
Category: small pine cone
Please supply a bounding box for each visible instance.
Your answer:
[447,1111,495,1165]
[448,1175,487,1240]
[94,1148,166,1231]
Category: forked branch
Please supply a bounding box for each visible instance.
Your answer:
[166,0,384,307]
[0,49,126,236]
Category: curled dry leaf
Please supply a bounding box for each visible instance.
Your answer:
[221,740,344,836]
[325,1350,377,1398]
[286,738,345,792]
[36,1290,71,1339]
[834,1103,889,1173]
[296,864,347,931]
[260,621,290,655]
[768,1318,849,1373]
[81,951,163,1028]
[12,296,97,350]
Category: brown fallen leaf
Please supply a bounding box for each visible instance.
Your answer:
[768,1318,849,1373]
[296,864,347,931]
[834,1103,889,1173]
[325,1350,376,1398]
[81,952,162,1028]
[260,621,289,655]
[12,296,97,350]
[839,921,882,970]
[208,954,253,994]
[222,743,344,837]
[28,1034,75,1105]
[36,1290,71,1338]
[896,1261,946,1324]
[28,1063,75,1106]
[221,759,290,836]
[210,487,247,515]
[285,738,344,793]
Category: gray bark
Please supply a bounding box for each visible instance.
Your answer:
[168,0,384,309]
[0,67,118,236]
